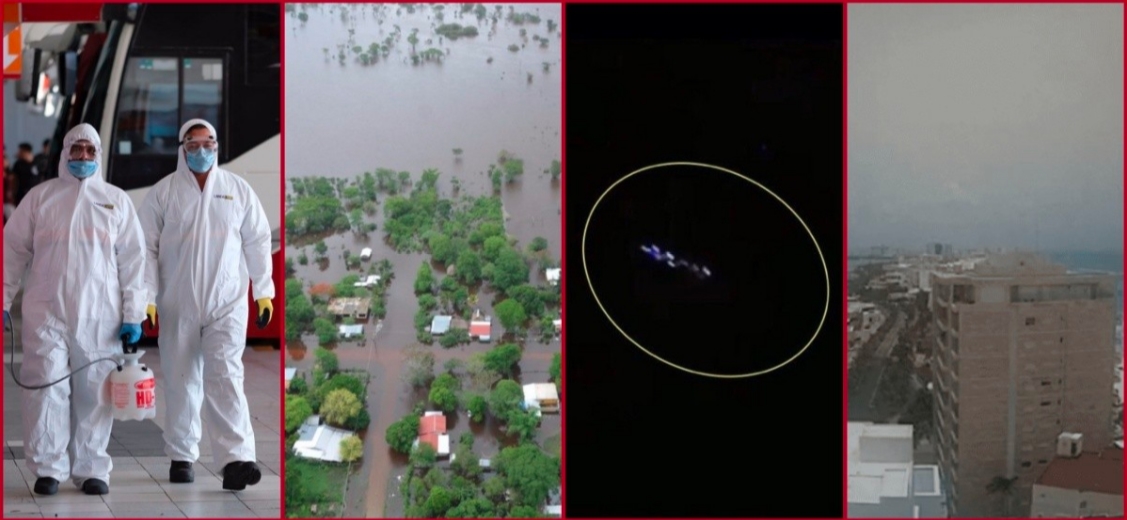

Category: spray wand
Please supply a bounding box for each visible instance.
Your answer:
[6,325,130,390]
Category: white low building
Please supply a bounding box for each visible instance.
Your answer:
[353,275,380,288]
[546,268,561,286]
[338,324,363,339]
[848,422,946,518]
[523,383,560,416]
[293,416,355,463]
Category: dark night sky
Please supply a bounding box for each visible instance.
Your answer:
[565,4,843,518]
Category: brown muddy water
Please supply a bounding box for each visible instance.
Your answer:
[284,3,561,517]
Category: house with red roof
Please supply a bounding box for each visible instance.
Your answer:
[1031,436,1122,517]
[413,411,450,457]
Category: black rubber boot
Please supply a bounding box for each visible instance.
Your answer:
[222,461,261,491]
[33,477,58,495]
[82,478,109,495]
[170,461,194,483]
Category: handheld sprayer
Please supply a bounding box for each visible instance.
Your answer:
[6,323,157,421]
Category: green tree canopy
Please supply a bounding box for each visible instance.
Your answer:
[455,250,483,285]
[549,353,561,385]
[496,443,560,506]
[317,373,366,404]
[340,435,363,463]
[495,299,527,333]
[284,395,313,433]
[492,248,530,292]
[429,373,460,412]
[386,415,421,454]
[314,348,339,374]
[483,343,522,376]
[410,442,438,469]
[414,261,435,294]
[489,379,524,419]
[315,318,338,345]
[507,284,544,318]
[322,388,363,427]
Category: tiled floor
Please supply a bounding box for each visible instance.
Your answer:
[3,310,282,518]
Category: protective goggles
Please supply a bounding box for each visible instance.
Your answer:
[68,142,98,160]
[182,139,218,152]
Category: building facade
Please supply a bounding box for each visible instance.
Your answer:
[929,253,1117,517]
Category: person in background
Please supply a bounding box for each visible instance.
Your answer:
[12,143,40,205]
[3,148,15,223]
[33,139,51,181]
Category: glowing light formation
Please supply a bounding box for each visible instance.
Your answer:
[640,244,711,278]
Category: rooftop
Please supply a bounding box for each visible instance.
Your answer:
[431,315,453,335]
[417,411,450,454]
[848,422,913,503]
[338,324,363,337]
[327,297,370,316]
[293,422,354,463]
[419,412,447,436]
[1036,448,1123,496]
[470,319,491,338]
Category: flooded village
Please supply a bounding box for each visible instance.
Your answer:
[281,4,562,518]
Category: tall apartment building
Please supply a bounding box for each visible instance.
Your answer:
[929,253,1117,517]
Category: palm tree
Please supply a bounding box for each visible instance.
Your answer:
[986,476,1018,516]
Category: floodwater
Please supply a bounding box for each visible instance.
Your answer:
[283,3,562,517]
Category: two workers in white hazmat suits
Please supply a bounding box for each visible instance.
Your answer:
[3,124,146,496]
[139,119,275,491]
[3,120,275,494]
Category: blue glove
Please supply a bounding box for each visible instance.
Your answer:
[120,323,142,345]
[3,311,10,330]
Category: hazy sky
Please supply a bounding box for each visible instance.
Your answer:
[849,4,1123,253]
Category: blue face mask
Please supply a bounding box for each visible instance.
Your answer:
[67,160,97,179]
[186,148,216,173]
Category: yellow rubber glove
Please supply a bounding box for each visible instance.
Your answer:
[255,298,273,329]
[146,304,158,328]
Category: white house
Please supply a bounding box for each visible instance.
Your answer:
[293,416,355,463]
[431,315,453,335]
[523,383,560,416]
[546,268,561,286]
[339,324,363,339]
[353,275,381,288]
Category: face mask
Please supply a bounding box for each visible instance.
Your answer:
[67,160,97,179]
[186,148,216,173]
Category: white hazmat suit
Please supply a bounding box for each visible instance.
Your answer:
[3,124,146,488]
[138,119,274,471]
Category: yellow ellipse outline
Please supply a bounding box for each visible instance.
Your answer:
[581,161,831,379]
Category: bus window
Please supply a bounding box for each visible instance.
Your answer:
[182,57,223,132]
[110,56,225,191]
[114,57,179,156]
